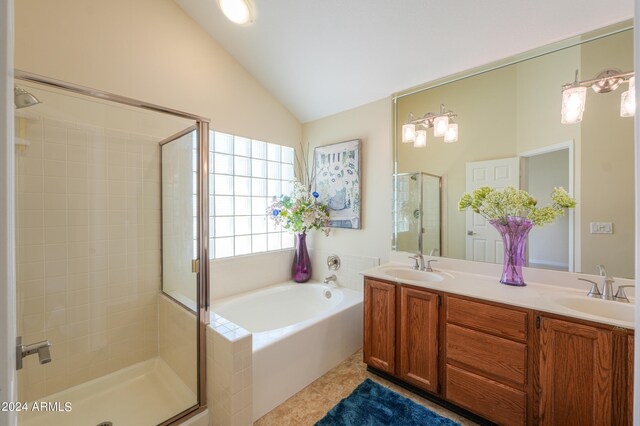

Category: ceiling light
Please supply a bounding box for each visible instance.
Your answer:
[561,69,634,124]
[402,104,459,148]
[218,0,254,25]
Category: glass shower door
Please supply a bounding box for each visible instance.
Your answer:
[13,77,206,426]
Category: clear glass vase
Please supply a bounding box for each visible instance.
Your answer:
[292,233,312,283]
[490,216,533,286]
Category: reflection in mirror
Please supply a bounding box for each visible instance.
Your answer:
[393,25,635,279]
[395,172,442,256]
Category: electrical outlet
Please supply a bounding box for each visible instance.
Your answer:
[590,222,613,234]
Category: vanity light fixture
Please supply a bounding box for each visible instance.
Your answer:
[401,104,459,147]
[561,69,635,124]
[217,0,254,25]
[414,130,428,148]
[620,76,636,118]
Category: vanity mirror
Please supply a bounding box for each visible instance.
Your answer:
[392,22,635,279]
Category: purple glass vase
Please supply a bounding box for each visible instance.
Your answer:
[292,233,312,283]
[490,217,533,286]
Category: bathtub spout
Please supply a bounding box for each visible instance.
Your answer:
[323,274,338,287]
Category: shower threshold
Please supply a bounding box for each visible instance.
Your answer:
[19,358,195,426]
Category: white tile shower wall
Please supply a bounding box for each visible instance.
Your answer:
[310,249,379,293]
[210,249,294,301]
[206,317,252,426]
[15,115,162,401]
[159,294,198,394]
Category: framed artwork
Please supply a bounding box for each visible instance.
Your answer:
[313,139,361,229]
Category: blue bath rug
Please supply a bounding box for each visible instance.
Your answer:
[315,378,460,426]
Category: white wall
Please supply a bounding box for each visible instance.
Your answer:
[0,1,17,425]
[302,98,392,276]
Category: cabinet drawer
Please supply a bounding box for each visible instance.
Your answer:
[446,365,526,426]
[446,324,527,386]
[447,296,527,341]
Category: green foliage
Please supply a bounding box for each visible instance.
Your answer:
[458,186,575,227]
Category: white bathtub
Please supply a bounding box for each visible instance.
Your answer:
[211,281,363,421]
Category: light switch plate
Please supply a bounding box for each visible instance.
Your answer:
[590,222,613,234]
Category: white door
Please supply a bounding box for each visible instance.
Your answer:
[465,157,520,263]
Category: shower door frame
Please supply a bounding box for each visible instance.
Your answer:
[393,171,443,256]
[13,69,211,426]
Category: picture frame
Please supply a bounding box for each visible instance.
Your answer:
[313,139,362,229]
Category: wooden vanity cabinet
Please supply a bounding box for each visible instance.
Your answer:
[363,278,396,374]
[398,286,440,393]
[445,296,530,426]
[362,277,634,426]
[537,315,635,426]
[538,316,613,426]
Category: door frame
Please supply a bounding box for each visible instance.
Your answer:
[519,140,576,272]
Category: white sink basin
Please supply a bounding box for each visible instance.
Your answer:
[555,296,635,323]
[378,266,445,283]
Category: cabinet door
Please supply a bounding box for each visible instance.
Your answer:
[399,286,439,393]
[364,280,396,374]
[539,317,613,426]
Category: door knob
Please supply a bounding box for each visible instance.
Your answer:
[467,231,476,236]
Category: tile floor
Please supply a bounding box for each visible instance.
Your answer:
[255,349,478,426]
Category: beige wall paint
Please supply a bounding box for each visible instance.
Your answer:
[14,0,301,148]
[303,98,392,264]
[580,31,635,277]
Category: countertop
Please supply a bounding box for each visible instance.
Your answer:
[361,262,635,330]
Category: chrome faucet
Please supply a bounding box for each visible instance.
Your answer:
[323,274,338,287]
[597,264,616,301]
[409,254,437,272]
[16,336,52,370]
[409,253,425,271]
[578,264,634,303]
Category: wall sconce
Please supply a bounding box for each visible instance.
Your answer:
[561,69,635,124]
[402,104,459,147]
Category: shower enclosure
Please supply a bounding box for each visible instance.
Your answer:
[13,71,209,426]
[393,172,442,256]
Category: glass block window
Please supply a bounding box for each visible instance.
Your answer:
[209,131,295,259]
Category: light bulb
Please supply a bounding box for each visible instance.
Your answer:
[444,123,458,143]
[218,0,253,25]
[433,116,449,137]
[414,130,427,148]
[402,123,416,143]
[561,86,587,124]
[621,90,635,117]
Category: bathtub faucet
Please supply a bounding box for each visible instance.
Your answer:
[323,274,338,287]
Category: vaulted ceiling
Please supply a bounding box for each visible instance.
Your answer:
[176,0,633,122]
